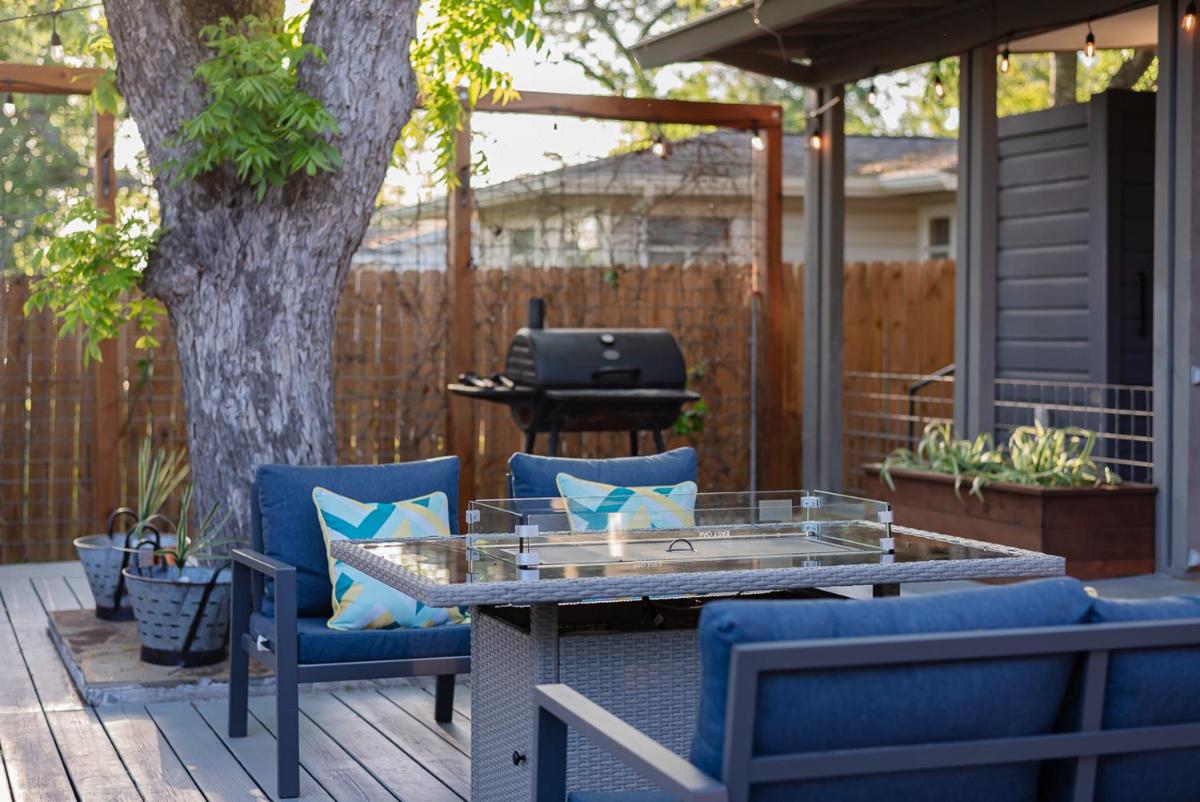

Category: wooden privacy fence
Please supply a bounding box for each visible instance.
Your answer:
[0,260,953,563]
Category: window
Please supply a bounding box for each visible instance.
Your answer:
[644,216,731,266]
[510,227,536,266]
[918,206,955,261]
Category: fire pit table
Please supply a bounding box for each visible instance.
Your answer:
[331,489,1064,802]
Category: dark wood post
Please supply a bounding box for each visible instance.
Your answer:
[92,109,121,532]
[445,103,476,523]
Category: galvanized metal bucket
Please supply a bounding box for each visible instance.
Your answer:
[122,564,232,667]
[74,509,176,620]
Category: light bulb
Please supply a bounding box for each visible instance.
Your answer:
[933,76,945,99]
[867,82,878,106]
[3,91,14,118]
[650,135,670,159]
[749,131,765,152]
[809,130,822,151]
[999,46,1010,74]
[49,13,63,60]
[1084,26,1096,60]
[1184,2,1197,32]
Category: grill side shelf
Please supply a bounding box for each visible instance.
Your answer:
[447,383,537,401]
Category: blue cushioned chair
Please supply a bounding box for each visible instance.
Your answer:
[507,446,697,499]
[533,579,1200,802]
[228,458,471,799]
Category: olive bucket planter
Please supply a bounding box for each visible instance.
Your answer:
[74,509,176,620]
[122,565,232,667]
[864,465,1156,579]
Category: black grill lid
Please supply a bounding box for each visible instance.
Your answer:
[504,327,688,389]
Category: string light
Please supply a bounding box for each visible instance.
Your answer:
[1184,2,1197,33]
[49,12,63,60]
[867,81,878,106]
[650,134,671,159]
[809,127,822,151]
[749,129,765,152]
[932,66,945,100]
[3,81,15,118]
[999,41,1011,74]
[1084,21,1096,61]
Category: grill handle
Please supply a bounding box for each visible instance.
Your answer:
[528,297,545,329]
[591,366,641,385]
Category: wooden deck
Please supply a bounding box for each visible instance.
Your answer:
[0,561,472,801]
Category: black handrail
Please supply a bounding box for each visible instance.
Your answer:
[907,363,955,444]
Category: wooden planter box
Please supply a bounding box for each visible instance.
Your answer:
[863,465,1156,580]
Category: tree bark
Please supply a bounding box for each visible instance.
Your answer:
[101,0,420,540]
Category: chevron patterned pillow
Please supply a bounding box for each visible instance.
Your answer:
[555,472,698,533]
[312,486,468,630]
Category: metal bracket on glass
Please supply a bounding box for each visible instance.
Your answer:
[465,509,481,525]
[801,496,822,509]
[801,521,821,535]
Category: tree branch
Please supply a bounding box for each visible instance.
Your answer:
[1107,48,1155,90]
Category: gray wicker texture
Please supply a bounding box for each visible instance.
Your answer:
[123,568,231,655]
[471,606,701,802]
[332,525,1065,608]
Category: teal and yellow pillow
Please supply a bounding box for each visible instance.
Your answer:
[555,473,698,532]
[312,487,467,630]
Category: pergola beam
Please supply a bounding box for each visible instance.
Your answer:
[475,90,781,130]
[0,62,102,94]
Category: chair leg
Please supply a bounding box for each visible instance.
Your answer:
[434,673,456,723]
[274,574,301,799]
[228,561,251,738]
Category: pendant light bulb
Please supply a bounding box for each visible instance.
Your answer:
[809,129,822,151]
[1184,2,1197,32]
[933,74,945,100]
[49,13,63,60]
[3,81,14,118]
[749,129,766,152]
[1084,22,1096,60]
[651,134,670,159]
[999,45,1011,74]
[867,81,878,106]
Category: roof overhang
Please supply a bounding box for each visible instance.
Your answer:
[633,0,1156,87]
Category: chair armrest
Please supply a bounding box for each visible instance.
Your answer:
[534,683,728,802]
[232,548,295,579]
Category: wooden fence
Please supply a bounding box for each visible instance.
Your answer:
[0,260,953,563]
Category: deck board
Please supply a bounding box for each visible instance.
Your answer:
[1,562,475,802]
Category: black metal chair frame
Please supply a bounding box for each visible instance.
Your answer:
[228,514,471,798]
[534,618,1200,802]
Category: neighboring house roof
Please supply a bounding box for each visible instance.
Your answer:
[353,131,957,267]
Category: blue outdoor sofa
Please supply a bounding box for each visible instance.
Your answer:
[533,578,1200,802]
[228,457,472,799]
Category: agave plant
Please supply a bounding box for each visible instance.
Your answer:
[880,422,1004,501]
[158,485,235,570]
[880,420,1119,502]
[1000,422,1120,488]
[126,438,189,539]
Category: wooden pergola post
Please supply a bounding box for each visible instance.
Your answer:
[93,110,120,533]
[444,104,476,526]
[801,85,845,491]
[1153,0,1200,573]
[953,47,998,440]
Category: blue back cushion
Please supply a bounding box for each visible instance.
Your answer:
[692,578,1093,802]
[1044,595,1200,802]
[507,447,697,499]
[256,458,460,617]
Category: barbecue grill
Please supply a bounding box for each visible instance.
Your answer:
[448,299,700,456]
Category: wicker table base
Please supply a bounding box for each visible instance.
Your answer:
[471,603,702,802]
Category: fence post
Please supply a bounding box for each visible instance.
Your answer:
[91,110,121,532]
[444,101,477,524]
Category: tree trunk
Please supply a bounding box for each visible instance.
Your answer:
[102,0,420,541]
[1052,51,1077,107]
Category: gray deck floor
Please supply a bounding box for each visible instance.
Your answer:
[0,561,472,802]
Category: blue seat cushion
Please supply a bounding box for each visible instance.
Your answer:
[693,578,1093,802]
[256,458,460,618]
[567,793,673,802]
[1043,595,1200,802]
[507,447,696,499]
[250,612,470,664]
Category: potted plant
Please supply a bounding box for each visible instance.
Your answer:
[122,487,235,667]
[865,422,1156,579]
[74,439,187,619]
